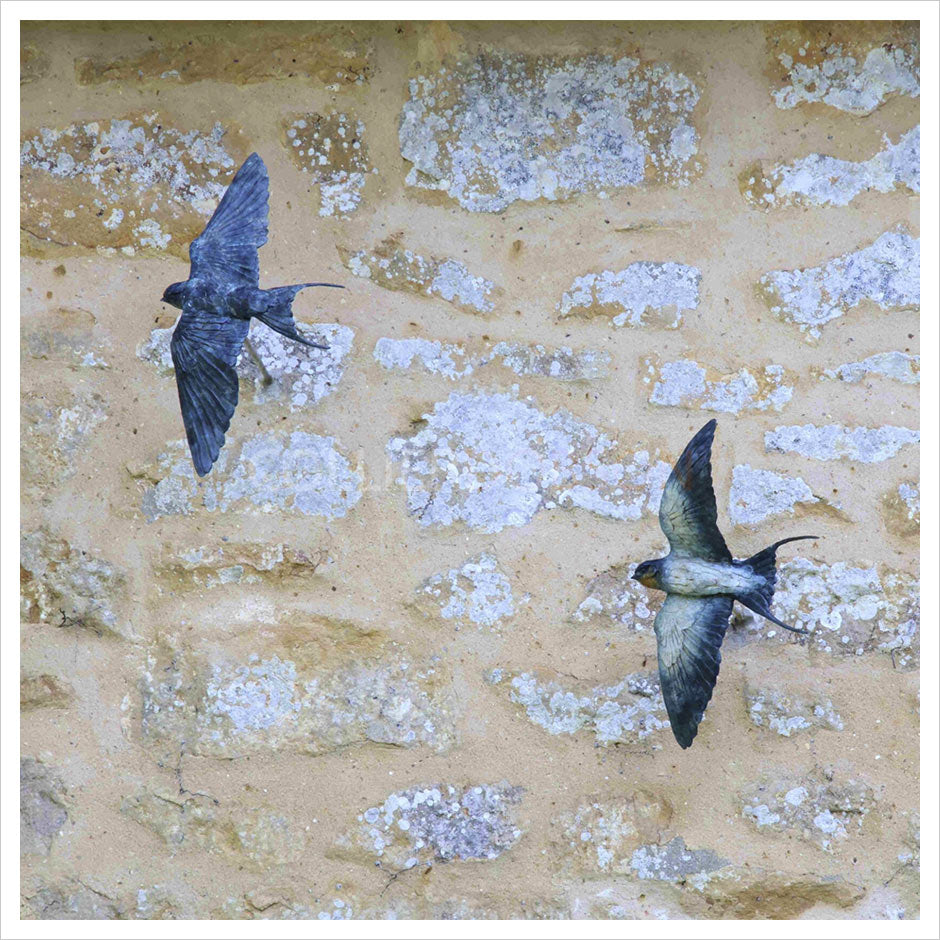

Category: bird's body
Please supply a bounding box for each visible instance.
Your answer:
[634,419,817,749]
[160,152,342,476]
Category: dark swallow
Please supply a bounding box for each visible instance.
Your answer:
[633,419,818,749]
[161,152,343,476]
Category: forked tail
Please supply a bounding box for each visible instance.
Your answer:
[736,535,819,635]
[254,282,344,349]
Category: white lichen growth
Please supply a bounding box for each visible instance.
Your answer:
[821,351,919,385]
[559,263,700,328]
[745,686,844,736]
[728,465,818,525]
[765,424,919,462]
[373,338,473,380]
[416,552,515,630]
[760,230,919,337]
[646,359,792,412]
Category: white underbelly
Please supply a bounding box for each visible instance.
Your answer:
[661,557,761,596]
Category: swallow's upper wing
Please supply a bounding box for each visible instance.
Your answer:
[658,419,731,561]
[654,592,733,748]
[170,303,250,476]
[189,153,269,285]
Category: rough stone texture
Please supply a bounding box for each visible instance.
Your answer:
[881,481,920,538]
[759,230,919,338]
[284,112,374,217]
[559,263,700,328]
[140,630,457,760]
[766,24,920,114]
[388,390,670,533]
[744,684,844,736]
[400,51,702,212]
[344,241,497,314]
[335,783,524,869]
[139,318,354,411]
[137,432,362,522]
[765,423,919,462]
[20,21,919,922]
[21,529,130,639]
[413,552,516,631]
[570,563,656,633]
[489,670,667,745]
[373,338,609,381]
[75,24,372,87]
[820,351,919,385]
[20,112,246,256]
[122,788,305,867]
[741,772,875,851]
[728,464,820,525]
[645,358,792,412]
[741,126,919,208]
[21,759,69,857]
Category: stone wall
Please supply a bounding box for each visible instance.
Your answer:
[20,20,919,920]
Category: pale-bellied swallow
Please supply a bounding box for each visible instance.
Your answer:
[633,419,818,748]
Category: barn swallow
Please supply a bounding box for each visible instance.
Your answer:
[161,152,343,476]
[633,419,817,749]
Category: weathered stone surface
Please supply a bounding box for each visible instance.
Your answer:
[748,557,919,666]
[344,241,497,314]
[21,387,108,500]
[759,230,919,337]
[139,319,353,411]
[21,675,74,710]
[820,351,920,385]
[765,423,918,462]
[766,25,919,114]
[335,782,524,868]
[21,759,69,856]
[741,771,874,850]
[24,881,121,920]
[284,111,373,217]
[400,52,702,211]
[140,630,457,759]
[21,529,129,639]
[741,126,919,208]
[76,26,372,87]
[373,337,608,381]
[413,552,516,631]
[122,787,304,867]
[558,263,700,328]
[20,112,245,255]
[20,43,50,84]
[728,465,820,525]
[22,306,109,369]
[645,358,792,412]
[158,541,329,589]
[630,838,729,883]
[570,563,656,633]
[137,432,362,522]
[881,481,919,538]
[552,791,673,874]
[489,670,666,745]
[387,390,670,533]
[744,684,844,736]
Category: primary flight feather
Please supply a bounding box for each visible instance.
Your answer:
[160,152,343,476]
[633,419,818,749]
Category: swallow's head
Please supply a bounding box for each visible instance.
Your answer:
[632,559,663,590]
[161,281,187,309]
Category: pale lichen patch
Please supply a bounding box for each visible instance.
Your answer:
[759,230,919,337]
[569,563,657,632]
[559,263,700,328]
[387,390,670,533]
[645,358,793,412]
[881,481,919,538]
[819,351,919,385]
[744,685,844,736]
[765,423,919,462]
[400,52,702,212]
[413,552,516,631]
[741,127,919,208]
[728,465,819,526]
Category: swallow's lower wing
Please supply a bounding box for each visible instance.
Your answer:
[189,153,269,285]
[170,305,250,476]
[658,419,731,561]
[654,592,734,748]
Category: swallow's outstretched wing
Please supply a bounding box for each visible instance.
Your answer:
[170,305,250,476]
[658,419,731,562]
[654,592,734,748]
[189,153,269,285]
